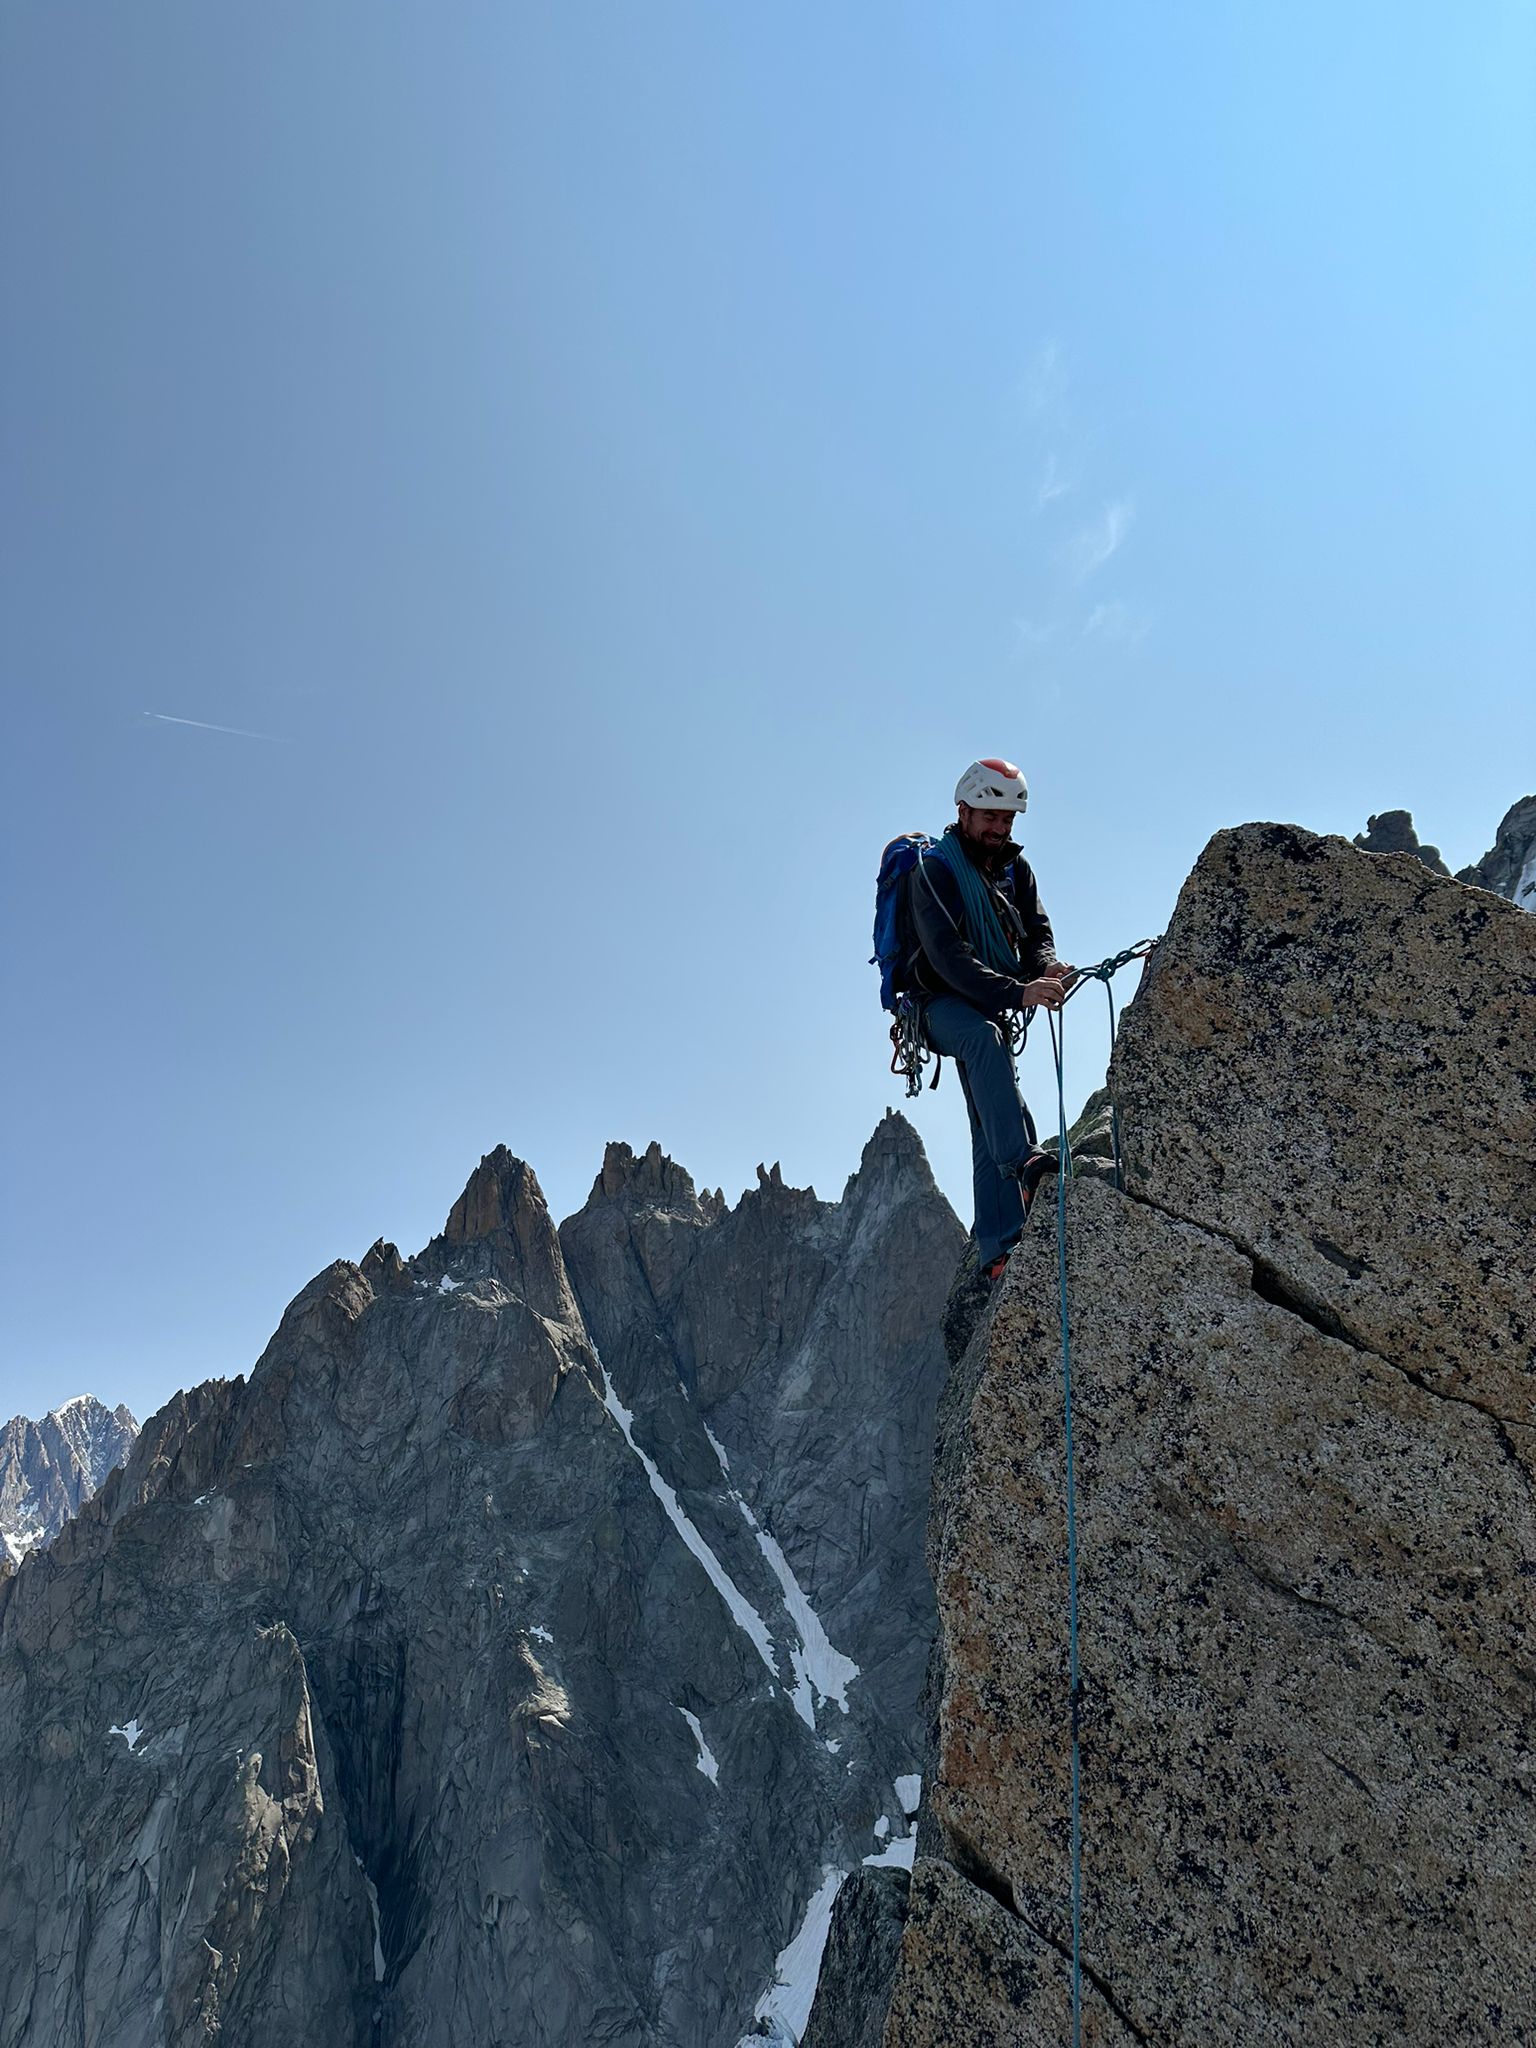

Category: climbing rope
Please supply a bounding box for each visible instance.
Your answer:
[1061,937,1160,1001]
[1059,939,1158,1188]
[1043,935,1158,2048]
[1047,1000,1085,2048]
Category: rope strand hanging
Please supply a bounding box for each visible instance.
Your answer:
[1042,934,1157,2047]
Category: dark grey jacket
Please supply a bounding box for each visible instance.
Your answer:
[909,830,1057,1021]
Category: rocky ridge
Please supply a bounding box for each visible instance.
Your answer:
[1351,808,1450,873]
[1353,794,1536,907]
[561,1113,962,1753]
[0,1393,139,1564]
[1457,793,1536,907]
[836,822,1535,2044]
[0,1119,960,2048]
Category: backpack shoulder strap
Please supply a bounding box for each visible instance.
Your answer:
[914,843,964,936]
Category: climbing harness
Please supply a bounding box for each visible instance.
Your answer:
[889,992,1028,1099]
[877,825,1048,1095]
[1044,936,1158,2048]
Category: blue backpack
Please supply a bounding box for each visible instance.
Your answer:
[871,833,935,1012]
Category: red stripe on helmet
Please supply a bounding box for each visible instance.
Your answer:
[979,757,1019,778]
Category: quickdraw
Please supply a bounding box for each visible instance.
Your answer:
[889,992,1029,1098]
[1059,936,1160,1004]
[888,992,936,1099]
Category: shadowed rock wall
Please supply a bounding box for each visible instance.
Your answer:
[0,1125,960,2048]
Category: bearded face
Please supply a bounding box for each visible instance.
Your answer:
[957,802,1016,854]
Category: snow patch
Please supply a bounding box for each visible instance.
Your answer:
[873,1814,890,1840]
[1517,849,1536,906]
[354,1855,386,1981]
[109,1719,145,1752]
[737,1503,860,1724]
[694,1414,861,1728]
[528,1625,554,1645]
[678,1708,719,1784]
[598,1366,781,1689]
[438,1275,463,1294]
[862,1830,916,1872]
[3,1525,43,1564]
[896,1773,921,1816]
[741,1864,847,2046]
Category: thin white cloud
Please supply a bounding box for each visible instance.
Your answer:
[1064,499,1135,583]
[141,711,283,743]
[1035,455,1071,511]
[1081,601,1151,647]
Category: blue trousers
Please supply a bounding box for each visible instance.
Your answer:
[924,995,1039,1266]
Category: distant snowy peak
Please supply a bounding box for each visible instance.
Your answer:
[1456,795,1536,908]
[0,1395,139,1565]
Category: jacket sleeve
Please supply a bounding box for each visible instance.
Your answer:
[910,854,1030,1020]
[1008,858,1057,979]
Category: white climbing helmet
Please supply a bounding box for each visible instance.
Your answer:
[954,758,1029,812]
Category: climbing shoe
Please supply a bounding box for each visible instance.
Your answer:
[984,1254,1010,1287]
[1015,1149,1060,1209]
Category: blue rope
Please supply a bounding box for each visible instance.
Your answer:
[1047,1005,1084,2048]
[922,828,1022,975]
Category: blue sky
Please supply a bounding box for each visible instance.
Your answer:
[3,2,1532,1426]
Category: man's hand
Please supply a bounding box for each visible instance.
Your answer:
[1016,959,1078,1009]
[1016,977,1067,1011]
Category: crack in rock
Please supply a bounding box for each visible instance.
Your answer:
[942,1829,1154,2046]
[1116,1178,1529,1438]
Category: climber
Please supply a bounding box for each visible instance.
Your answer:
[910,760,1074,1284]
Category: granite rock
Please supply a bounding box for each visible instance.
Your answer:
[1351,808,1450,874]
[1458,793,1536,908]
[0,1393,139,1563]
[561,1111,966,1759]
[1113,823,1535,1417]
[801,1867,911,2048]
[883,823,1536,2044]
[0,1125,960,2048]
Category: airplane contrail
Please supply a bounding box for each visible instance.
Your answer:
[140,711,284,743]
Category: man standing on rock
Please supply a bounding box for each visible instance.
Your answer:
[910,759,1073,1284]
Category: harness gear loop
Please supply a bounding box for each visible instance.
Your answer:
[889,993,942,1098]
